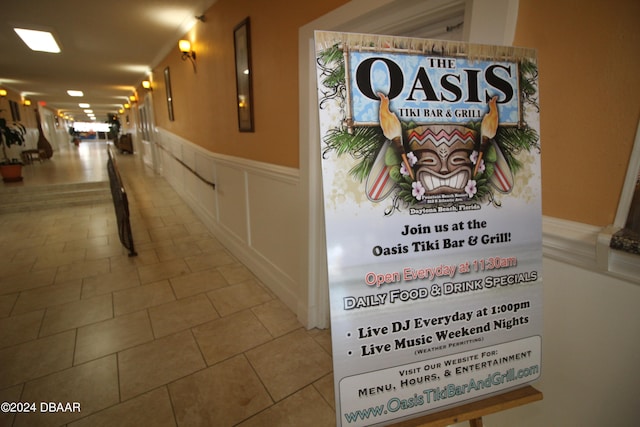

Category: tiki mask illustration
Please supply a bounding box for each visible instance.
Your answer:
[407,125,476,196]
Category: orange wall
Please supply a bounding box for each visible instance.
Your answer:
[149,0,640,226]
[514,0,640,226]
[150,0,348,168]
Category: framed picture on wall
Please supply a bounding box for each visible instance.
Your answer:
[164,66,175,121]
[233,17,254,132]
[9,100,21,122]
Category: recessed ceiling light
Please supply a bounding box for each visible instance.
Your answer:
[67,90,84,97]
[14,28,61,53]
[78,103,90,108]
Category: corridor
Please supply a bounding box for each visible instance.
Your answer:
[0,142,335,426]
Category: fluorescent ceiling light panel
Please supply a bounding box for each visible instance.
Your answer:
[14,28,61,53]
[67,90,84,97]
[78,103,90,108]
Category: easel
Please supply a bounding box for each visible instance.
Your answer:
[390,386,543,427]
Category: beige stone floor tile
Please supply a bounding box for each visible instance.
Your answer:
[171,233,214,245]
[0,384,22,426]
[32,248,87,271]
[313,373,336,410]
[308,328,333,354]
[81,269,140,298]
[192,236,225,253]
[109,248,159,272]
[207,279,273,317]
[246,329,333,402]
[130,228,152,245]
[155,213,184,226]
[169,268,228,299]
[184,249,235,272]
[131,237,165,252]
[0,268,58,295]
[0,256,37,277]
[54,258,111,283]
[8,239,60,262]
[15,355,119,427]
[217,263,256,284]
[68,387,176,427]
[113,280,175,316]
[0,309,44,349]
[254,277,277,298]
[74,310,154,365]
[0,143,343,426]
[7,243,50,275]
[192,309,273,366]
[43,228,90,245]
[1,236,48,253]
[185,221,210,235]
[137,258,191,284]
[134,214,166,229]
[137,206,175,219]
[63,235,109,251]
[0,330,75,389]
[39,293,113,336]
[252,299,303,337]
[148,224,190,242]
[169,354,273,427]
[0,293,18,318]
[118,330,205,400]
[85,240,131,261]
[86,222,118,239]
[170,204,197,216]
[154,240,204,262]
[12,280,82,315]
[49,215,94,228]
[149,293,219,338]
[238,385,335,427]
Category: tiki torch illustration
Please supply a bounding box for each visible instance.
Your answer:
[474,96,499,176]
[378,93,414,180]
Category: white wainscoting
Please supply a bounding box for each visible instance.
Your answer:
[543,216,640,285]
[154,128,305,322]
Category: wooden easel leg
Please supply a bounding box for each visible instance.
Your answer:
[388,386,542,427]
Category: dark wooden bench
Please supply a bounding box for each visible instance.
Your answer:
[115,133,133,154]
[21,149,47,164]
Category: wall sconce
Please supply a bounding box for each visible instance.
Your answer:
[129,95,137,102]
[0,89,7,97]
[124,103,130,109]
[179,40,196,60]
[23,99,31,106]
[142,80,152,91]
[179,40,197,72]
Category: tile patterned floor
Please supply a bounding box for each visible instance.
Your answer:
[0,142,335,426]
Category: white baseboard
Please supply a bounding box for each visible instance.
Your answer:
[543,216,639,285]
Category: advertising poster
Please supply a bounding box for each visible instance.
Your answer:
[314,31,542,426]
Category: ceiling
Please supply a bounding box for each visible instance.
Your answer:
[1,0,217,122]
[334,0,465,39]
[1,0,465,125]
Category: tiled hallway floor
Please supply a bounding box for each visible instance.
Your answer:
[0,142,336,426]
